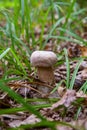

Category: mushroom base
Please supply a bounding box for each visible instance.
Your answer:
[37,67,55,85]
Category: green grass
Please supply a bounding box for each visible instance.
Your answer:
[0,0,87,129]
[64,48,70,88]
[79,80,87,93]
[69,58,84,89]
[64,49,84,89]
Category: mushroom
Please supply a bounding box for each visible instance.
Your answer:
[30,51,57,85]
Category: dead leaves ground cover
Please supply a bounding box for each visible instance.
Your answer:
[0,41,87,130]
[0,25,87,130]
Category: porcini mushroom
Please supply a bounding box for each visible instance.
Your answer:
[30,51,57,85]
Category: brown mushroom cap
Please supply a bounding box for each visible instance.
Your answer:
[30,51,57,67]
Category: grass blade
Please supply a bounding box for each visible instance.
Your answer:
[70,58,83,89]
[50,35,83,45]
[0,104,52,115]
[57,27,86,45]
[64,48,70,88]
[79,80,87,93]
[43,17,64,48]
[0,48,10,59]
[10,48,27,76]
[21,0,25,26]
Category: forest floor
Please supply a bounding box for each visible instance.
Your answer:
[0,32,87,130]
[0,1,87,130]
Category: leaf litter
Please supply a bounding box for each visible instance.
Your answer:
[4,89,87,130]
[1,27,87,130]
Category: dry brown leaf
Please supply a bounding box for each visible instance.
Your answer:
[56,125,73,130]
[80,61,87,69]
[51,90,76,110]
[44,40,54,51]
[9,120,23,128]
[76,91,87,98]
[79,46,87,56]
[56,118,87,130]
[71,118,87,130]
[51,89,87,110]
[76,91,87,105]
[57,86,66,97]
[68,45,80,58]
[81,69,87,80]
[9,114,40,128]
[67,44,87,57]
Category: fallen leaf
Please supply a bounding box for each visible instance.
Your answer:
[9,114,40,128]
[56,118,87,130]
[76,91,87,105]
[57,86,66,97]
[56,125,73,130]
[51,90,76,110]
[81,69,87,80]
[9,120,22,128]
[68,44,80,58]
[79,46,87,56]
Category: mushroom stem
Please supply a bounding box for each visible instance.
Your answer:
[37,67,55,85]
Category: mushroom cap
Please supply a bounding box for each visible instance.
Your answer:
[30,51,57,67]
